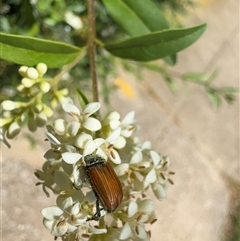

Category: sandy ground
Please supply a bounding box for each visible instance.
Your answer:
[1,0,239,241]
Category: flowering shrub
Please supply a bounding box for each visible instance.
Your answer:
[0,63,70,146]
[35,102,174,240]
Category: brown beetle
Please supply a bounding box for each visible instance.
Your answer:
[83,155,123,220]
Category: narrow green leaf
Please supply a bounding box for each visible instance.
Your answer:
[102,0,176,64]
[164,76,177,93]
[0,32,81,68]
[105,23,206,61]
[220,87,239,94]
[183,72,210,82]
[102,0,169,36]
[121,0,169,32]
[207,89,221,108]
[76,88,89,109]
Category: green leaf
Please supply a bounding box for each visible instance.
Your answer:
[102,0,176,64]
[183,72,210,82]
[102,0,169,36]
[183,69,219,83]
[207,89,221,108]
[76,88,89,109]
[105,23,206,62]
[0,32,81,68]
[164,75,177,93]
[220,87,239,94]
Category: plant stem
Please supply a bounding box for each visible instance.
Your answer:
[53,48,86,84]
[87,0,99,103]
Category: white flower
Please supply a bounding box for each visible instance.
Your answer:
[118,199,155,241]
[36,101,173,240]
[102,111,136,149]
[62,102,101,132]
[65,11,83,30]
[42,197,84,237]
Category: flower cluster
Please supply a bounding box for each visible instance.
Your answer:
[36,101,174,240]
[0,63,70,144]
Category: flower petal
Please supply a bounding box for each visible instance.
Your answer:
[74,133,92,149]
[71,202,81,215]
[106,127,121,143]
[89,226,107,234]
[114,163,129,176]
[152,183,167,200]
[128,201,138,218]
[145,169,157,183]
[67,121,80,137]
[119,222,131,240]
[109,149,121,164]
[82,102,101,116]
[137,199,154,213]
[135,225,147,240]
[83,139,97,156]
[141,141,151,150]
[121,111,135,125]
[130,151,143,164]
[45,132,61,145]
[51,220,68,236]
[61,196,73,212]
[83,117,101,131]
[114,136,126,149]
[109,119,120,129]
[41,206,63,220]
[43,218,54,230]
[54,170,72,190]
[62,152,81,164]
[62,103,80,115]
[150,150,161,166]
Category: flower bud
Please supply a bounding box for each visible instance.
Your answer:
[36,112,47,127]
[53,119,67,135]
[7,122,21,138]
[33,104,43,113]
[36,63,47,75]
[1,100,19,111]
[26,67,39,79]
[28,114,37,132]
[43,105,53,117]
[17,84,25,92]
[22,77,35,88]
[18,66,28,77]
[40,81,51,93]
[0,118,12,127]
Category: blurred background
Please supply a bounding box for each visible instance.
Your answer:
[1,0,239,240]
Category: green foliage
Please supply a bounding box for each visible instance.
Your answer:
[0,33,81,68]
[102,0,176,64]
[105,24,206,61]
[0,0,237,110]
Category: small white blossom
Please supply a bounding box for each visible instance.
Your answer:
[35,101,173,241]
[65,11,83,30]
[62,102,101,132]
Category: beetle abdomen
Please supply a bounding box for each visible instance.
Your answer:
[87,161,123,213]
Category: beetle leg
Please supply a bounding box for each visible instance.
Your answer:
[87,199,102,221]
